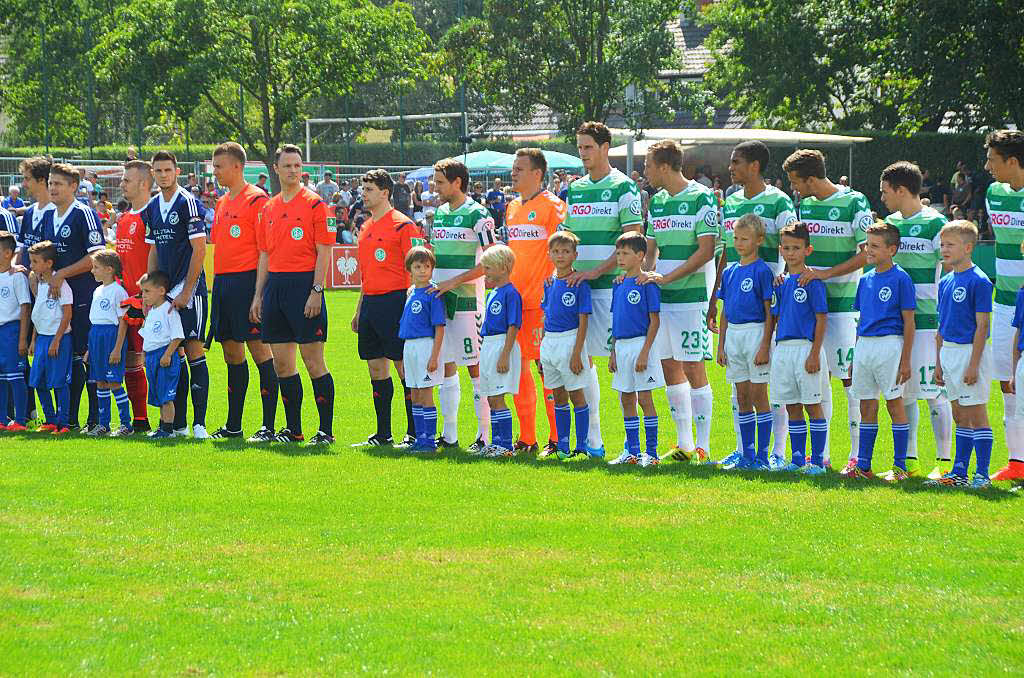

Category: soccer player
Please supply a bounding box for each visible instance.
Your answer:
[45,163,105,432]
[353,169,424,446]
[85,250,132,436]
[711,141,795,467]
[982,130,1024,481]
[430,158,496,451]
[207,142,279,441]
[28,241,73,434]
[926,221,994,489]
[716,214,775,470]
[847,223,916,480]
[642,140,716,463]
[138,271,185,439]
[505,148,565,455]
[608,232,663,467]
[880,161,954,478]
[768,223,829,475]
[564,121,644,457]
[0,205,14,234]
[16,157,54,270]
[784,149,874,473]
[251,144,336,446]
[0,231,31,431]
[143,150,210,438]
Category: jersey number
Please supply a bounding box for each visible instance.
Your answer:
[836,347,854,369]
[919,365,936,385]
[679,330,702,350]
[464,337,474,356]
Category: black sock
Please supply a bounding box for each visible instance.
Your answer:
[160,420,174,433]
[400,378,415,438]
[311,373,335,436]
[371,377,393,439]
[188,356,209,427]
[279,373,303,435]
[226,362,249,431]
[256,358,278,430]
[69,355,87,427]
[173,359,189,430]
[86,381,98,426]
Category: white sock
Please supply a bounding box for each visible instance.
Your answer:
[665,382,694,451]
[904,401,921,460]
[1004,394,1024,462]
[845,385,860,463]
[584,364,603,448]
[471,376,490,443]
[820,378,833,463]
[772,403,788,456]
[927,395,953,462]
[691,384,713,452]
[440,374,460,443]
[730,386,741,454]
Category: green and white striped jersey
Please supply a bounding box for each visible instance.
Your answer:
[647,181,718,309]
[565,169,643,291]
[884,206,946,330]
[721,185,795,271]
[797,188,873,313]
[431,197,493,311]
[986,181,1024,307]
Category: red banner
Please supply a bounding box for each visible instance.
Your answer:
[330,245,361,289]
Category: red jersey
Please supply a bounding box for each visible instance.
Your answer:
[256,187,334,273]
[115,207,151,295]
[357,209,424,295]
[211,183,268,274]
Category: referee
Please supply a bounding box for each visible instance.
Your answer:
[352,169,424,446]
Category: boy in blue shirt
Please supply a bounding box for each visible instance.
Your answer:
[717,214,776,470]
[0,231,32,431]
[28,241,74,434]
[926,221,995,488]
[539,231,593,461]
[849,223,917,480]
[399,246,446,452]
[478,245,523,457]
[768,223,829,474]
[609,231,663,467]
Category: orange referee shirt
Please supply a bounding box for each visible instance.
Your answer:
[114,208,150,296]
[211,183,268,274]
[357,208,424,295]
[256,187,333,273]
[505,190,567,309]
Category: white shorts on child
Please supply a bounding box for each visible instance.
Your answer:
[479,333,521,397]
[769,339,826,406]
[403,337,442,389]
[539,329,589,391]
[939,342,992,406]
[612,336,665,393]
[851,335,905,401]
[724,322,771,383]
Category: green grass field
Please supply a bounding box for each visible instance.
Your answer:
[2,290,1021,675]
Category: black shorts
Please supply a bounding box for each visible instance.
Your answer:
[69,276,99,355]
[357,289,404,361]
[261,272,328,344]
[178,289,209,343]
[210,270,261,343]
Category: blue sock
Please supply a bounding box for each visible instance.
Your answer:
[0,378,8,424]
[952,427,974,477]
[858,423,879,471]
[624,416,641,456]
[10,374,26,424]
[643,415,658,456]
[503,409,515,449]
[55,386,70,427]
[491,408,513,449]
[755,411,773,464]
[892,422,910,470]
[788,419,807,466]
[97,389,111,428]
[809,418,827,467]
[490,409,503,449]
[738,411,756,462]
[574,405,589,451]
[112,388,130,426]
[422,406,438,449]
[38,389,55,424]
[554,404,571,452]
[973,428,993,478]
[412,405,424,444]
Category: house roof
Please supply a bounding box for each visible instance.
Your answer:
[660,19,714,78]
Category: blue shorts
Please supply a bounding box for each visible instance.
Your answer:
[210,270,261,343]
[29,334,72,389]
[88,323,127,383]
[260,271,328,344]
[0,320,28,376]
[69,275,99,355]
[178,289,209,344]
[145,348,181,406]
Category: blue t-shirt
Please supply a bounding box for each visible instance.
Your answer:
[1012,287,1024,351]
[486,189,506,214]
[481,283,523,337]
[938,266,993,344]
[0,206,15,233]
[771,274,828,342]
[17,203,53,269]
[854,265,916,337]
[720,260,774,324]
[611,277,660,340]
[541,276,593,332]
[142,187,208,296]
[48,201,105,288]
[399,286,446,340]
[2,198,24,211]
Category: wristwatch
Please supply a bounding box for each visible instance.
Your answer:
[312,284,324,294]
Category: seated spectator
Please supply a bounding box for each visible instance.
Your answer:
[2,186,25,212]
[951,173,972,213]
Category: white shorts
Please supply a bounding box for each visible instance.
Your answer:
[585,292,613,357]
[769,339,827,406]
[724,322,771,384]
[851,335,905,401]
[904,329,942,400]
[479,333,521,397]
[992,303,1015,381]
[441,310,480,367]
[823,313,857,380]
[939,342,992,406]
[539,329,590,392]
[611,336,665,392]
[1016,360,1024,418]
[402,337,442,389]
[655,307,709,362]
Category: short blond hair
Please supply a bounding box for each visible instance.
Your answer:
[481,244,516,272]
[940,220,979,246]
[733,213,765,238]
[547,230,579,250]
